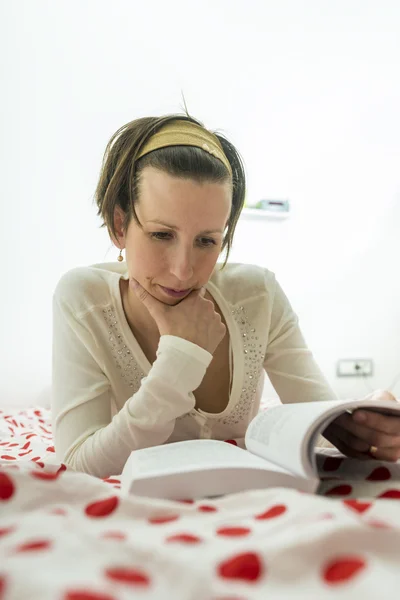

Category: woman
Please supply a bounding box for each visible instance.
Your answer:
[52,114,399,478]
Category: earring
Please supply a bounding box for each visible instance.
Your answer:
[117,249,123,262]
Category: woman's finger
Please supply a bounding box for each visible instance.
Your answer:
[130,278,166,317]
[321,423,371,459]
[352,409,400,436]
[333,412,400,448]
[322,419,373,454]
[323,419,400,462]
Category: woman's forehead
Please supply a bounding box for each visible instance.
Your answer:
[138,168,232,221]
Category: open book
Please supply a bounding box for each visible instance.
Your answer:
[120,398,400,499]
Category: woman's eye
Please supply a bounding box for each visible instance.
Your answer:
[198,237,216,247]
[149,232,216,247]
[150,232,172,241]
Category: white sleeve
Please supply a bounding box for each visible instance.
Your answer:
[52,295,212,478]
[263,275,337,405]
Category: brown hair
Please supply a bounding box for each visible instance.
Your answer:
[94,114,246,266]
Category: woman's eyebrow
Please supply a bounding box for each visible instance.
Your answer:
[146,219,223,234]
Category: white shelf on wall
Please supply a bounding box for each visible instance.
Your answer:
[240,207,290,221]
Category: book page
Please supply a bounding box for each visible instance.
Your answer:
[121,439,318,499]
[245,398,400,479]
[123,439,289,478]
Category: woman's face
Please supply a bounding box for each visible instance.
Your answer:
[121,166,232,305]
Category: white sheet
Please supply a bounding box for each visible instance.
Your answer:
[1,406,400,599]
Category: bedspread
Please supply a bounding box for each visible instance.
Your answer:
[1,406,400,599]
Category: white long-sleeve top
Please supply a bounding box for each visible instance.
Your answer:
[52,262,336,478]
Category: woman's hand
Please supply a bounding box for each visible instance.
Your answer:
[130,279,226,355]
[322,390,400,461]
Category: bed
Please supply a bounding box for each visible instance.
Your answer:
[1,406,400,599]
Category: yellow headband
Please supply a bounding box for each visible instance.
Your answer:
[136,120,232,177]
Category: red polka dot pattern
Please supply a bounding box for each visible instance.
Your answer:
[216,527,251,537]
[343,500,372,514]
[85,497,119,518]
[0,472,15,500]
[1,407,400,599]
[255,504,287,520]
[0,526,16,537]
[326,485,353,496]
[218,552,264,582]
[64,591,116,600]
[105,567,150,586]
[31,471,60,481]
[101,531,127,541]
[322,556,366,585]
[15,540,52,553]
[166,533,203,544]
[50,508,67,516]
[378,489,400,499]
[367,467,391,481]
[198,505,218,513]
[148,515,180,524]
[367,519,391,529]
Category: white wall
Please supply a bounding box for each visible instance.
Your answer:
[1,0,399,407]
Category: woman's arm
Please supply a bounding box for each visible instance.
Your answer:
[52,294,212,479]
[263,275,337,404]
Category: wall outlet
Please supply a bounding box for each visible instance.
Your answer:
[336,359,373,377]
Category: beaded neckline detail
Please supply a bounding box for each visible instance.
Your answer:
[103,306,145,389]
[216,305,265,425]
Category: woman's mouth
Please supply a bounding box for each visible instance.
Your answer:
[159,285,192,298]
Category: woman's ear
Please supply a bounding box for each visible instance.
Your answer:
[112,206,126,249]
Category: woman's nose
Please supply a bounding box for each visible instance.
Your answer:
[169,246,194,282]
